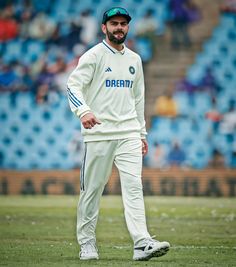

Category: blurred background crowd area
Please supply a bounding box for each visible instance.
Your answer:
[0,0,236,170]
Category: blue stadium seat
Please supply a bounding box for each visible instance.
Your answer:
[189,143,212,169]
[32,0,52,12]
[174,91,192,116]
[135,38,153,63]
[186,64,206,85]
[3,39,23,62]
[212,133,232,155]
[0,93,12,109]
[192,92,212,117]
[22,41,45,64]
[16,92,34,109]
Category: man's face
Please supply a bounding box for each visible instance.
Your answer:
[102,16,129,44]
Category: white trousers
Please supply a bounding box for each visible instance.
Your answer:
[77,138,151,247]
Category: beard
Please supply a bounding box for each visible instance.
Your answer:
[106,28,127,44]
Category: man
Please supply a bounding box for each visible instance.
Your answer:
[67,7,170,261]
[168,0,192,49]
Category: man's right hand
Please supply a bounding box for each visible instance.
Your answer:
[80,112,102,129]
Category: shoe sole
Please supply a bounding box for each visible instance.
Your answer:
[134,246,170,261]
[153,246,170,258]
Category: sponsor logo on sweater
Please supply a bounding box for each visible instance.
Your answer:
[105,67,112,72]
[105,79,133,89]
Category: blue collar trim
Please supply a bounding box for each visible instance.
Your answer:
[102,40,115,54]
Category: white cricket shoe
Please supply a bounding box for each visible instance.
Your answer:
[79,240,99,260]
[133,238,170,261]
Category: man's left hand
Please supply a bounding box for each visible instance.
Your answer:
[142,139,148,156]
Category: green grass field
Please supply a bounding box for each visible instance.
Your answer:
[0,196,236,267]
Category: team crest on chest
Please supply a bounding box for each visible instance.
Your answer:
[129,66,135,75]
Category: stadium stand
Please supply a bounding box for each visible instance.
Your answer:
[0,0,235,170]
[147,11,236,169]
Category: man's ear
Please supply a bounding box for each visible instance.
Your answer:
[101,24,106,34]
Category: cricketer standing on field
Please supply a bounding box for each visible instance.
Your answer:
[67,7,170,261]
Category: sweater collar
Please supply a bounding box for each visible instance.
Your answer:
[102,40,125,55]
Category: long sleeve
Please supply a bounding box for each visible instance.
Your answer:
[67,52,95,117]
[134,57,147,138]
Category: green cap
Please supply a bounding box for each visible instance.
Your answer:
[102,7,131,24]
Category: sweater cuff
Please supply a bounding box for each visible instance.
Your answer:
[79,110,91,119]
[74,106,91,118]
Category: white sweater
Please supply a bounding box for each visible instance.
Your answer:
[67,40,147,142]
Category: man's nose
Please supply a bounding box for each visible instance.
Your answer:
[117,23,124,27]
